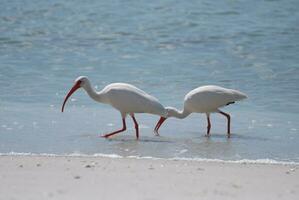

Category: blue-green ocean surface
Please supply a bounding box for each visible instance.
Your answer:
[1,0,299,162]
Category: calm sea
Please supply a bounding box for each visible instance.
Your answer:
[1,0,299,163]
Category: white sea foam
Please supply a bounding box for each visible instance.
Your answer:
[169,157,299,165]
[0,152,123,159]
[1,152,298,165]
[93,153,123,158]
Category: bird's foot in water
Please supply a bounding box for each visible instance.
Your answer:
[100,134,111,138]
[153,130,160,136]
[205,133,211,137]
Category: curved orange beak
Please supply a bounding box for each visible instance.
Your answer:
[61,81,81,112]
[154,117,167,135]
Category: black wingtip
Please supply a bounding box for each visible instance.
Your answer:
[226,102,235,106]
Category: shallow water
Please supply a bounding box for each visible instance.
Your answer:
[1,0,299,162]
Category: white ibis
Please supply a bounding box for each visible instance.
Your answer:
[154,85,247,137]
[62,76,167,139]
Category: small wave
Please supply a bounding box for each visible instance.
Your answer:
[169,157,299,165]
[1,152,298,165]
[0,152,122,159]
[215,11,240,16]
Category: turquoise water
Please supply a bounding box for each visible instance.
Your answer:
[1,0,299,162]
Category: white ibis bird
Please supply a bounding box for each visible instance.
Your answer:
[154,85,247,137]
[62,76,167,139]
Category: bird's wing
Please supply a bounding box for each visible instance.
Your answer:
[103,83,166,116]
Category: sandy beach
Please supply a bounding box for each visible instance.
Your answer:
[0,155,298,200]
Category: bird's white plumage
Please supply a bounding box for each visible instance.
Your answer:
[183,85,247,113]
[154,85,247,136]
[62,76,167,139]
[72,77,167,117]
[99,83,167,117]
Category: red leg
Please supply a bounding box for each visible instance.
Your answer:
[219,110,231,137]
[130,114,139,139]
[154,117,166,135]
[206,114,211,136]
[102,118,126,138]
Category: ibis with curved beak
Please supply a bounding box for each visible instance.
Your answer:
[154,85,247,137]
[62,76,167,139]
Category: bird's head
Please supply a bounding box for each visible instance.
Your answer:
[75,76,89,88]
[165,106,178,118]
[154,106,185,135]
[61,76,89,112]
[154,106,176,135]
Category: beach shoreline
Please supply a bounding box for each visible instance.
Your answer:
[1,155,298,200]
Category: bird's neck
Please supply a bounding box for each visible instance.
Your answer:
[167,107,191,119]
[82,80,104,103]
